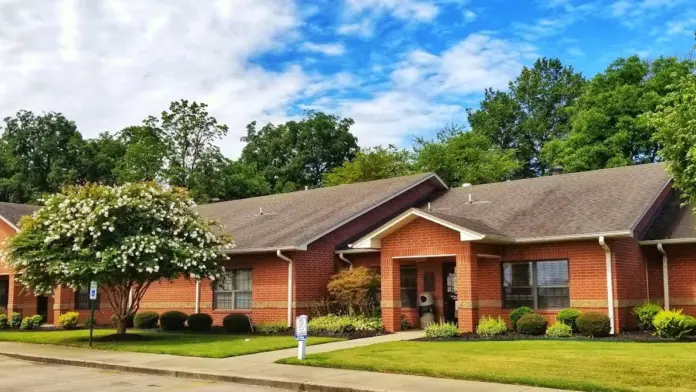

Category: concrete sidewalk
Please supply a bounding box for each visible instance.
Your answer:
[0,340,568,392]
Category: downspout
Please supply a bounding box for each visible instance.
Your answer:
[338,252,353,270]
[599,236,616,335]
[657,243,669,310]
[277,250,293,328]
[194,280,201,314]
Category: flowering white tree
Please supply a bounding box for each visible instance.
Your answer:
[4,182,233,334]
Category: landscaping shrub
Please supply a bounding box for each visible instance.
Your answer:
[159,311,188,331]
[653,309,693,339]
[58,312,80,329]
[0,314,8,330]
[633,302,662,331]
[476,316,507,337]
[84,316,97,328]
[222,314,252,333]
[20,315,43,330]
[111,314,134,329]
[255,322,288,334]
[576,312,611,337]
[425,321,459,339]
[308,314,383,334]
[684,315,696,336]
[400,314,413,330]
[187,313,213,332]
[10,312,21,328]
[134,311,159,329]
[327,267,380,315]
[510,306,534,330]
[556,309,582,332]
[546,321,573,338]
[516,313,547,335]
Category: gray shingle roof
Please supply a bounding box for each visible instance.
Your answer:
[197,173,445,251]
[642,192,696,241]
[423,163,670,241]
[0,202,40,228]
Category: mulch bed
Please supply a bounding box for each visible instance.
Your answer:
[418,330,696,342]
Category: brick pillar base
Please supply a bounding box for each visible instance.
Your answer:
[456,244,478,333]
[381,254,401,332]
[382,306,401,332]
[457,308,478,332]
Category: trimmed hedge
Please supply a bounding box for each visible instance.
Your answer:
[58,312,80,329]
[160,311,188,331]
[10,312,21,328]
[476,316,508,336]
[633,302,662,331]
[546,321,573,338]
[576,312,611,337]
[425,321,459,339]
[187,313,213,332]
[307,315,383,334]
[134,311,159,329]
[255,322,288,334]
[0,314,8,330]
[20,315,43,330]
[223,314,252,333]
[653,309,693,339]
[510,306,534,330]
[516,313,547,335]
[556,309,582,332]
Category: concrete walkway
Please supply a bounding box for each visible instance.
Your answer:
[0,338,569,392]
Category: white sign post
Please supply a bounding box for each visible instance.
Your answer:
[295,315,308,360]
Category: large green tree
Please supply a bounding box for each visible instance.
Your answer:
[241,111,358,191]
[468,58,585,177]
[544,56,696,173]
[115,125,168,183]
[80,133,127,185]
[414,126,519,186]
[4,183,232,334]
[324,145,413,186]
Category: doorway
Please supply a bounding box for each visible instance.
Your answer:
[0,276,8,310]
[442,262,457,324]
[36,296,48,323]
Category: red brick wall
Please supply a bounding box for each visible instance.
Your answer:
[643,244,696,317]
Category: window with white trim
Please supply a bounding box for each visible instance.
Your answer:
[502,260,569,309]
[214,269,252,309]
[400,265,417,308]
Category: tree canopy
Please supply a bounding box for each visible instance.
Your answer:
[324,145,413,186]
[3,182,232,334]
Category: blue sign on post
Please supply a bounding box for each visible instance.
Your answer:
[295,315,308,360]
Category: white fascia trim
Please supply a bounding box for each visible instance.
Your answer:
[222,245,304,255]
[514,231,632,244]
[392,254,457,259]
[639,238,696,245]
[296,174,448,249]
[351,208,486,249]
[0,215,19,232]
[334,248,380,254]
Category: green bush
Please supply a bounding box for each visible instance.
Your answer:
[556,309,582,332]
[476,316,508,336]
[633,303,662,331]
[0,314,8,330]
[20,315,43,330]
[223,314,252,333]
[653,309,693,339]
[576,312,611,337]
[159,311,188,331]
[10,312,21,328]
[111,314,134,329]
[187,313,213,332]
[425,321,459,339]
[255,322,288,334]
[308,314,383,334]
[546,321,573,337]
[516,313,547,335]
[58,312,80,329]
[510,306,534,330]
[684,315,696,336]
[134,311,159,329]
[400,314,413,330]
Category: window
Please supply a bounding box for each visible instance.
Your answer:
[74,286,99,310]
[400,265,417,308]
[0,279,8,309]
[503,260,569,309]
[214,269,252,309]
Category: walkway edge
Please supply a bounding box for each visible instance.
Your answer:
[0,351,375,392]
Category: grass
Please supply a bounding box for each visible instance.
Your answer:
[278,340,696,392]
[0,329,343,358]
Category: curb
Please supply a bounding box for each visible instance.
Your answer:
[0,352,374,392]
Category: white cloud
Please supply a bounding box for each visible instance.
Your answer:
[301,42,346,56]
[464,10,477,23]
[0,0,309,158]
[344,0,439,21]
[607,0,689,27]
[512,2,597,41]
[566,47,585,57]
[337,20,374,37]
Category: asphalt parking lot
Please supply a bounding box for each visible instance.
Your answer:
[0,356,289,392]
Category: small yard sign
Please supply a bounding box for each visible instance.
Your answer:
[89,281,98,348]
[89,281,98,300]
[295,315,308,360]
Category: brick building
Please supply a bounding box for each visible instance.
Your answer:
[1,163,695,333]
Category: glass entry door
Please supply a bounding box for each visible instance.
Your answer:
[442,262,457,324]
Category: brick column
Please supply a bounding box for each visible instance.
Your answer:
[456,243,478,332]
[380,255,401,332]
[52,286,74,326]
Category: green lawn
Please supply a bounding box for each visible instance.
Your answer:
[0,329,342,358]
[278,340,696,392]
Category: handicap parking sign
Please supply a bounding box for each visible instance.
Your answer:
[295,315,308,341]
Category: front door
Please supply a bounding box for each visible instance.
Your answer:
[36,296,48,323]
[442,262,457,324]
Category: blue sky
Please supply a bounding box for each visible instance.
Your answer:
[0,0,694,157]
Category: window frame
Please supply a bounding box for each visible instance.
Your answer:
[74,286,99,310]
[501,259,570,310]
[213,269,252,310]
[400,265,418,308]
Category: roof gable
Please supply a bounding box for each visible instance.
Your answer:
[0,202,40,231]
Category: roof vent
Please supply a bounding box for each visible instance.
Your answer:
[462,183,472,204]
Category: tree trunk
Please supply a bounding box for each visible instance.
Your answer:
[116,318,127,335]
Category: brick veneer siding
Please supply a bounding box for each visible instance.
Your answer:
[644,243,696,317]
